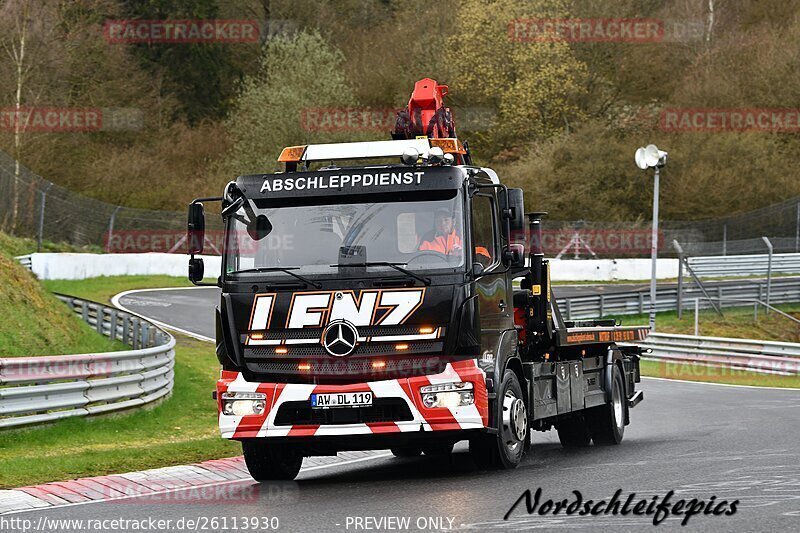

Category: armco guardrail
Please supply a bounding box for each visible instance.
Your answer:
[639,332,800,376]
[0,295,175,429]
[688,253,800,277]
[558,277,800,320]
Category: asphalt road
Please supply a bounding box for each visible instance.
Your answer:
[11,379,800,531]
[24,283,788,532]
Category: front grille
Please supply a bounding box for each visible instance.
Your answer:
[246,341,443,359]
[273,398,413,426]
[245,355,449,381]
[242,325,443,343]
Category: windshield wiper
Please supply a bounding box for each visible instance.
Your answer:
[233,267,322,288]
[332,261,430,286]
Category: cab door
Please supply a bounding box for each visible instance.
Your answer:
[470,191,512,336]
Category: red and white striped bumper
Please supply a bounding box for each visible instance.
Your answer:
[216,360,488,439]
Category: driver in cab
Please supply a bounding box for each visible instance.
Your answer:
[418,208,462,255]
[418,208,492,265]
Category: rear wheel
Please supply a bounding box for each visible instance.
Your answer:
[241,441,303,481]
[588,364,626,445]
[556,415,592,448]
[390,446,421,458]
[470,370,527,469]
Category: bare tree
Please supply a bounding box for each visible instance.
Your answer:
[0,0,58,233]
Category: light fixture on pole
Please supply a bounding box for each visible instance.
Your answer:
[635,144,668,332]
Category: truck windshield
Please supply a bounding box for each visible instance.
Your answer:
[224,191,465,278]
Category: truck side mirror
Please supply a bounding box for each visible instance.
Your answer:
[506,188,525,234]
[503,243,525,268]
[188,257,205,283]
[188,202,205,255]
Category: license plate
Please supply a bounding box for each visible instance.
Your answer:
[311,392,373,409]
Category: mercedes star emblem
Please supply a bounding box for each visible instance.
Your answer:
[322,320,358,357]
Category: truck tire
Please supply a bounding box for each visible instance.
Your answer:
[242,441,303,481]
[556,416,592,448]
[469,370,527,469]
[421,443,454,457]
[588,364,625,445]
[390,446,421,457]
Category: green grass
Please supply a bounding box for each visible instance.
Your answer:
[0,336,239,488]
[0,231,102,257]
[640,359,800,388]
[43,275,192,305]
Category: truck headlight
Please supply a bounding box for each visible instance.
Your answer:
[221,391,266,416]
[420,382,474,409]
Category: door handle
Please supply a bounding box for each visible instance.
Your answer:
[499,300,507,311]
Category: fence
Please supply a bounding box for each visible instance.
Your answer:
[640,332,800,376]
[687,253,800,277]
[558,277,800,320]
[0,295,175,429]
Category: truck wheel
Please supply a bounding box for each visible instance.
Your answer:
[241,441,303,481]
[556,416,591,448]
[421,443,454,457]
[390,446,421,457]
[469,370,527,469]
[588,364,625,445]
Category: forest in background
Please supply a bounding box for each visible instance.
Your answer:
[1,0,799,225]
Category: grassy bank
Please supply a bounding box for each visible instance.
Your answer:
[0,235,123,357]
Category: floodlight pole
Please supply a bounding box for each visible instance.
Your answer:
[649,166,660,332]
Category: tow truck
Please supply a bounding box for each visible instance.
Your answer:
[187,78,646,480]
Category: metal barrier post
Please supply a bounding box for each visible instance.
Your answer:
[796,201,799,253]
[762,236,773,312]
[36,183,53,252]
[106,206,121,253]
[673,240,684,319]
[694,298,700,336]
[722,223,727,256]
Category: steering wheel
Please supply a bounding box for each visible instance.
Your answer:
[407,251,450,265]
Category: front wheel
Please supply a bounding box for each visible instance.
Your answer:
[241,441,303,481]
[587,364,626,445]
[470,370,528,469]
